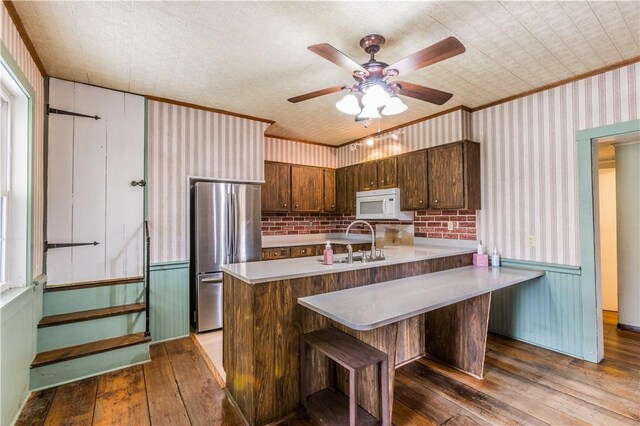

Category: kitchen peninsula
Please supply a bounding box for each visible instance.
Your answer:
[221,243,543,425]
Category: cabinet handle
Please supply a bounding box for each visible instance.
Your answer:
[419,200,423,204]
[381,179,385,183]
[434,199,438,203]
[295,204,299,208]
[331,204,334,208]
[283,203,287,207]
[302,249,306,254]
[370,181,374,185]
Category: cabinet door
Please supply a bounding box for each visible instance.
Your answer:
[398,151,428,210]
[262,162,290,212]
[358,162,377,191]
[345,165,359,212]
[336,168,348,213]
[323,169,336,212]
[377,157,397,188]
[291,165,323,212]
[428,143,464,208]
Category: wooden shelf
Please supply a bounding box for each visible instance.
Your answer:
[306,388,380,426]
[45,276,144,292]
[31,332,150,368]
[38,303,146,328]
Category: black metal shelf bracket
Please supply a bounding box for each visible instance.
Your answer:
[45,241,99,251]
[47,104,101,120]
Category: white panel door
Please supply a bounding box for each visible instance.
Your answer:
[46,79,145,285]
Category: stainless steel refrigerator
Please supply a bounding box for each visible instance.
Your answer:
[190,181,262,332]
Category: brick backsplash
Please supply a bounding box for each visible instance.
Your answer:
[262,210,476,241]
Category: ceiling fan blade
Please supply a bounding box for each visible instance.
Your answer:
[308,43,368,76]
[384,36,465,77]
[287,86,345,103]
[395,81,453,105]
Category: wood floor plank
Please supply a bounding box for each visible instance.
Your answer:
[484,343,640,419]
[93,366,150,426]
[43,377,98,426]
[423,356,592,425]
[391,399,437,426]
[400,361,547,426]
[393,373,489,426]
[143,343,190,425]
[164,337,245,426]
[14,388,56,426]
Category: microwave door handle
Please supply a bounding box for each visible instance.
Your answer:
[382,197,389,215]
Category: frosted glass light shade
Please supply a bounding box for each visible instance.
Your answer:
[382,96,408,116]
[335,93,361,115]
[358,104,381,119]
[362,84,390,107]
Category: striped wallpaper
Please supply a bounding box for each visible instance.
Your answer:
[472,62,639,266]
[147,100,269,263]
[264,137,337,168]
[336,108,471,167]
[1,3,45,278]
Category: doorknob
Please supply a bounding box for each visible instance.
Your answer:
[131,180,146,187]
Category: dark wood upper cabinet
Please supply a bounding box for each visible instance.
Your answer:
[377,157,397,188]
[427,140,481,210]
[262,161,290,212]
[358,162,377,191]
[336,168,348,213]
[397,150,428,210]
[291,165,323,212]
[345,165,359,212]
[323,169,336,213]
[336,166,358,213]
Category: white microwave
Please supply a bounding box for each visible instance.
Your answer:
[355,188,414,221]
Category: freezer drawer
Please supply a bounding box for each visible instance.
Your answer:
[196,273,223,332]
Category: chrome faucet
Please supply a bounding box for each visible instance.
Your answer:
[346,244,354,264]
[345,220,376,260]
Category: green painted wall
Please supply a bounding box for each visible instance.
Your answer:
[489,261,584,358]
[0,280,44,424]
[149,261,190,341]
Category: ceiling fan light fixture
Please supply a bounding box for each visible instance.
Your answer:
[358,104,381,120]
[335,93,361,115]
[382,96,408,116]
[361,84,390,108]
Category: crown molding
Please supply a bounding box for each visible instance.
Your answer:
[145,95,275,124]
[3,0,47,77]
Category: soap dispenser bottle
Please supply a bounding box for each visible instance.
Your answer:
[323,241,333,265]
[491,247,501,267]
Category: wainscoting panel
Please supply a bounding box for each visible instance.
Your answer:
[489,260,584,358]
[149,261,190,342]
[0,279,44,424]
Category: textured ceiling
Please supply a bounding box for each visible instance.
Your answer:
[12,1,640,145]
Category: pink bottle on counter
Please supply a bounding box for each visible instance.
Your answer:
[323,241,333,265]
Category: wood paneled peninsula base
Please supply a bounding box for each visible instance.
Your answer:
[222,244,475,425]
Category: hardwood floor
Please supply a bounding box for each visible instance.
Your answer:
[17,312,639,425]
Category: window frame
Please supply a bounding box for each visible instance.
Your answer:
[0,57,33,295]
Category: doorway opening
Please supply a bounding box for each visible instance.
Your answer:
[593,131,640,360]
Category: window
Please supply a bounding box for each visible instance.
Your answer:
[0,62,29,293]
[0,91,8,288]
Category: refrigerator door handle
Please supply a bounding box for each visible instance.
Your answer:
[233,192,239,256]
[226,193,233,260]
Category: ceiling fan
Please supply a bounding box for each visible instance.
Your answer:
[288,34,465,119]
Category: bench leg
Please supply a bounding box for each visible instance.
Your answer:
[380,358,390,426]
[349,368,358,426]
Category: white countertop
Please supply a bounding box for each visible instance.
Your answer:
[297,266,544,331]
[262,234,371,248]
[222,244,475,284]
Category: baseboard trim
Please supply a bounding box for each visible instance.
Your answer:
[150,261,190,271]
[617,322,640,334]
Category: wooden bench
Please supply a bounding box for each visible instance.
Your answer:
[300,328,389,426]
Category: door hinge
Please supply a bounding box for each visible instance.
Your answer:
[46,241,99,251]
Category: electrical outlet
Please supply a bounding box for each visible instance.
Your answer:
[528,235,535,247]
[447,221,454,231]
